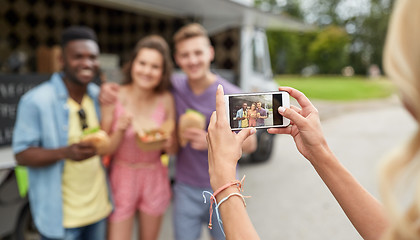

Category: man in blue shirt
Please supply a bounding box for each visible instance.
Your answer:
[12,26,112,240]
[235,102,249,128]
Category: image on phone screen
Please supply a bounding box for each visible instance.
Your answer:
[226,92,289,130]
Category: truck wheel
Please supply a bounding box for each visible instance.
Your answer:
[14,204,40,240]
[250,130,275,163]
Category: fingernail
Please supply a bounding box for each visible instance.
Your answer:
[217,84,222,89]
[278,107,285,113]
[250,128,256,134]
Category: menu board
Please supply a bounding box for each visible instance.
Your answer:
[0,74,50,146]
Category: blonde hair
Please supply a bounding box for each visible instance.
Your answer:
[380,0,420,239]
[173,23,210,47]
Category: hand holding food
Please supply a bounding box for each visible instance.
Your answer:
[80,127,111,155]
[182,128,208,150]
[178,109,206,147]
[66,142,97,161]
[136,120,174,151]
[116,112,132,132]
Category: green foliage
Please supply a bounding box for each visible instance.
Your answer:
[266,30,316,74]
[275,75,395,101]
[263,0,395,76]
[308,26,350,74]
[347,1,394,74]
[268,26,350,75]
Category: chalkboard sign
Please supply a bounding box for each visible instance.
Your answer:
[0,74,51,146]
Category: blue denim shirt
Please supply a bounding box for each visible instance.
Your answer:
[12,73,105,238]
[235,108,245,128]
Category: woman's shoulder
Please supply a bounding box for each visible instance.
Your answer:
[119,85,130,95]
[159,90,174,102]
[157,91,174,114]
[116,85,132,102]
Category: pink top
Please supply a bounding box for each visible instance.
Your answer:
[248,109,257,127]
[111,98,166,165]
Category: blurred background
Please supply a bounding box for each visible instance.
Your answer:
[0,0,396,102]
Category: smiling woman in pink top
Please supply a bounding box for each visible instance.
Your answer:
[101,35,176,240]
[248,103,257,127]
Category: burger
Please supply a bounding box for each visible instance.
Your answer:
[178,109,206,147]
[80,127,111,155]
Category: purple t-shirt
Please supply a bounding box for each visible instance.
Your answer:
[256,108,268,126]
[172,73,241,188]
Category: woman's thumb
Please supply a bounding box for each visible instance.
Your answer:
[236,127,256,144]
[278,107,305,127]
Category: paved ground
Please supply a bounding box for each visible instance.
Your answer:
[141,95,417,240]
[237,95,415,240]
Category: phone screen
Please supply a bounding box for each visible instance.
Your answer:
[227,92,287,130]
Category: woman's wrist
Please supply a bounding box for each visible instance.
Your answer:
[210,169,237,192]
[214,184,241,202]
[210,175,246,204]
[308,144,337,169]
[302,135,332,162]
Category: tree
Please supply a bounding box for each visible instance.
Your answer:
[267,30,316,74]
[300,0,394,74]
[257,0,394,75]
[348,0,394,74]
[308,26,350,74]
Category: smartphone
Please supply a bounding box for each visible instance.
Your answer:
[224,91,290,130]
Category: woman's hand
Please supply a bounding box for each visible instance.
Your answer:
[206,85,261,240]
[116,112,132,132]
[163,130,178,155]
[207,85,256,190]
[267,87,331,163]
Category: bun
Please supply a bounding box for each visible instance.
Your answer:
[178,110,206,147]
[80,129,111,155]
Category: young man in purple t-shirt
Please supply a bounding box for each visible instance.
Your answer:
[99,23,257,240]
[256,101,268,127]
[171,23,256,240]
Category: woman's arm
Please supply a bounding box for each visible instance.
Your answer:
[268,87,389,240]
[100,99,131,155]
[163,92,178,154]
[101,103,115,134]
[207,85,259,240]
[312,152,388,240]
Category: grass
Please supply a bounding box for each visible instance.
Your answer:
[275,75,396,101]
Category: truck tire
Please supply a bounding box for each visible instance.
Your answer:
[14,204,40,240]
[250,130,274,163]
